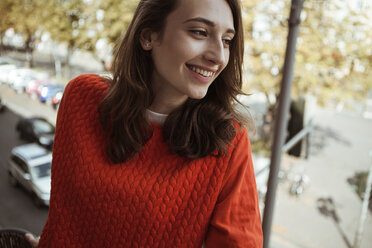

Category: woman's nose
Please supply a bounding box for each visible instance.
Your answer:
[204,38,227,66]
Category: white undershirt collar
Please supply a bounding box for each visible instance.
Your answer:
[146,109,168,126]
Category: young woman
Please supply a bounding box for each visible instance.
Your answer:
[26,0,263,246]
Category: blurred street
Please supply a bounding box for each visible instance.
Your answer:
[0,98,48,235]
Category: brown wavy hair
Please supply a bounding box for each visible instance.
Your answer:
[98,0,248,163]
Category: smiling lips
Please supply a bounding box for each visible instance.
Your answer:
[187,64,216,78]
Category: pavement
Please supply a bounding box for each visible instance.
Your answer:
[1,51,372,247]
[269,107,372,248]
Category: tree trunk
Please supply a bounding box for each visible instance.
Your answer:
[25,35,34,68]
[65,44,73,79]
[0,32,3,56]
[26,49,34,68]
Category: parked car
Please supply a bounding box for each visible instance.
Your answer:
[51,90,63,110]
[39,84,65,106]
[16,117,55,149]
[8,143,52,207]
[7,68,32,86]
[0,57,18,83]
[26,78,48,99]
[11,69,48,94]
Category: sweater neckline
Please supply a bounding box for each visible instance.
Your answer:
[146,109,168,126]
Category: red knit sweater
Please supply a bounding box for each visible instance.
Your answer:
[39,74,263,247]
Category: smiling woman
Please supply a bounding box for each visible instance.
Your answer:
[146,0,234,105]
[101,0,247,161]
[29,0,263,247]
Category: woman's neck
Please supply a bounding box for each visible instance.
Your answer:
[149,93,187,115]
[150,73,188,114]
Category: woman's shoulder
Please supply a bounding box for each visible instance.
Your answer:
[55,74,110,131]
[231,120,250,145]
[62,74,110,104]
[65,73,110,95]
[56,74,110,119]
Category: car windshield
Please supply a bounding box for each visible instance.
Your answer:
[33,120,54,135]
[31,162,51,178]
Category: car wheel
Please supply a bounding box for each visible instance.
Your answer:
[32,193,43,207]
[8,172,18,187]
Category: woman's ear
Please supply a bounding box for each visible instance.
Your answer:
[140,28,154,51]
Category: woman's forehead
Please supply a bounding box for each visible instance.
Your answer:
[167,0,234,31]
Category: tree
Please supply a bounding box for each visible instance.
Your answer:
[42,0,138,73]
[42,0,91,77]
[240,0,372,154]
[84,0,139,70]
[0,0,15,54]
[7,0,46,66]
[294,0,372,107]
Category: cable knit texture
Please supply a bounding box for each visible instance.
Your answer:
[38,74,262,247]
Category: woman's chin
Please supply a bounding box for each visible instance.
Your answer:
[187,88,210,100]
[188,93,207,100]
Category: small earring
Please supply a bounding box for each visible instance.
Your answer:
[145,42,151,48]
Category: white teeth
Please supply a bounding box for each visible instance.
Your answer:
[190,66,214,77]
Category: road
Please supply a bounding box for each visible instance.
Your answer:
[0,105,49,236]
[0,51,99,236]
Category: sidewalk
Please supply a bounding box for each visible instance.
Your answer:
[270,107,372,248]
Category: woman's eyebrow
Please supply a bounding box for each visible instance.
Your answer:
[183,17,235,35]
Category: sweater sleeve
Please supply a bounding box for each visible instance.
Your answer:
[204,128,263,248]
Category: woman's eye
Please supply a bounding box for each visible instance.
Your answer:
[223,38,232,47]
[190,30,207,37]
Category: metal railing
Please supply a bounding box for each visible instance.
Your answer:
[282,118,313,158]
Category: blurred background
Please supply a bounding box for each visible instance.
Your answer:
[0,0,371,247]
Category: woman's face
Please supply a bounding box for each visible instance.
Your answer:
[149,0,234,109]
